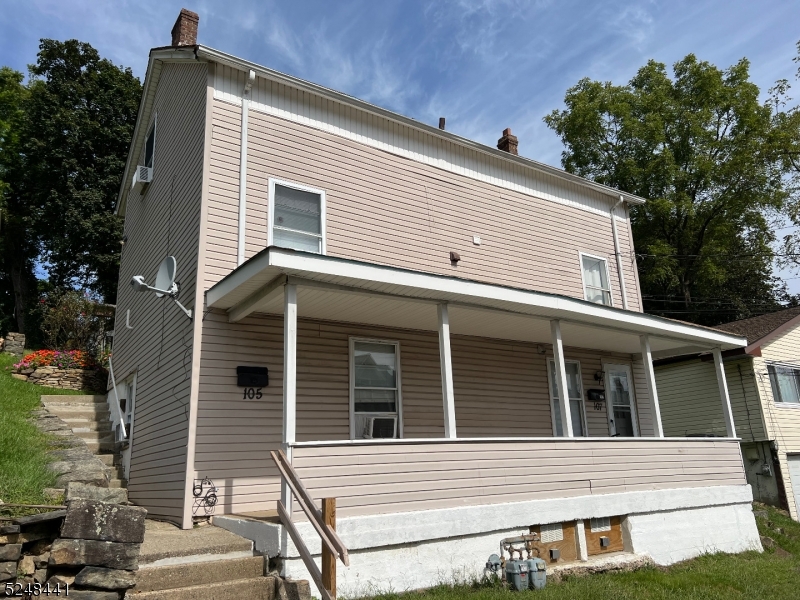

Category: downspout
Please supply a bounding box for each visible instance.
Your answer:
[611,195,629,310]
[237,69,255,266]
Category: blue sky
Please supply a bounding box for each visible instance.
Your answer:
[2,0,800,289]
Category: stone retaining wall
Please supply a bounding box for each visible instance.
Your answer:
[2,332,25,356]
[13,367,106,393]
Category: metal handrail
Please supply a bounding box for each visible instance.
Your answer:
[107,354,127,439]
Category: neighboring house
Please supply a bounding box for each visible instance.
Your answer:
[106,10,759,595]
[655,306,800,520]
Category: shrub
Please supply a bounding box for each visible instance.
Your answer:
[13,349,98,372]
[39,289,108,353]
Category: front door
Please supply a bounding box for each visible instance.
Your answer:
[604,364,638,437]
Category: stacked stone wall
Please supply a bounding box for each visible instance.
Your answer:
[12,367,106,393]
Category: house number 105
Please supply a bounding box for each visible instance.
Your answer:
[242,388,263,399]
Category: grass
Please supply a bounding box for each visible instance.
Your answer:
[0,351,85,505]
[358,504,800,600]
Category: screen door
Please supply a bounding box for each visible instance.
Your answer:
[604,364,638,437]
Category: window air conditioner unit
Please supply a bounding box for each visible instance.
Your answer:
[131,165,153,195]
[363,416,397,439]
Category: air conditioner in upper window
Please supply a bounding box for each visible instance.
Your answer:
[131,165,153,195]
[363,416,397,439]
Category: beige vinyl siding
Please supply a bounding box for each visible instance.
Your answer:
[291,438,746,519]
[753,325,800,518]
[194,312,650,514]
[204,98,641,311]
[111,62,208,524]
[655,357,765,442]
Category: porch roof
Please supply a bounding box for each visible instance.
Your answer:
[205,247,747,358]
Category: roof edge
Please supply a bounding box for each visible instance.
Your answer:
[744,311,800,354]
[195,45,648,207]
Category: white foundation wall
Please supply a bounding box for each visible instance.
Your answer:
[624,503,761,565]
[215,485,761,597]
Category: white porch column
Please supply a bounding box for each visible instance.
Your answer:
[713,347,737,438]
[437,303,457,439]
[281,283,298,512]
[550,320,574,437]
[639,334,664,437]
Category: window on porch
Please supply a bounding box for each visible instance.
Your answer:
[548,359,586,436]
[351,339,401,439]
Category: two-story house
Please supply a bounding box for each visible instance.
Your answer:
[107,10,760,596]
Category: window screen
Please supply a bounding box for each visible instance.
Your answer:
[272,184,322,254]
[582,255,612,306]
[768,365,800,404]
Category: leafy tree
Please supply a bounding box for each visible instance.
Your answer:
[0,67,34,334]
[0,40,141,335]
[544,54,794,325]
[23,39,141,301]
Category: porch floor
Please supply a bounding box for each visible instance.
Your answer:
[228,509,281,524]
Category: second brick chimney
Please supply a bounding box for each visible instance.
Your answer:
[497,128,519,155]
[171,8,200,47]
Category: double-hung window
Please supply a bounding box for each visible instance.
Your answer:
[350,339,401,439]
[548,359,587,436]
[768,364,800,404]
[581,253,612,306]
[268,179,325,254]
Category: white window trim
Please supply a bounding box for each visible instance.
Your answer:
[268,177,327,255]
[766,362,800,405]
[349,337,404,440]
[546,357,588,437]
[579,251,613,307]
[601,360,640,437]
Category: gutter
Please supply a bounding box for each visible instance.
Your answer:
[610,196,628,310]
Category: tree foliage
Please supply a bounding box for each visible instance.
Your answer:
[0,40,141,334]
[545,54,795,325]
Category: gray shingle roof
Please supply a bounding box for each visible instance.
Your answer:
[714,306,800,344]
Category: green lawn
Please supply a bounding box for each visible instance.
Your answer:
[359,504,800,600]
[0,351,84,505]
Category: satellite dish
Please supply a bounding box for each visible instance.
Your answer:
[154,256,177,298]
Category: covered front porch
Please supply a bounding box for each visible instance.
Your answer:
[202,247,748,514]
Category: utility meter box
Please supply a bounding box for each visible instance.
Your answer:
[526,557,546,590]
[505,560,529,591]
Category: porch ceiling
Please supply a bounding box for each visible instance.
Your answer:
[206,247,747,357]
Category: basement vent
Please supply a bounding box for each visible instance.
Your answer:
[590,517,611,532]
[540,523,563,543]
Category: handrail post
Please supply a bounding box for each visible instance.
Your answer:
[322,498,336,598]
[107,355,127,439]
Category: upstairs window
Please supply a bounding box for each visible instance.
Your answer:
[268,179,325,254]
[144,120,156,169]
[768,364,800,404]
[581,253,612,306]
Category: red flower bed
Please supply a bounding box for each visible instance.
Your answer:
[13,349,98,372]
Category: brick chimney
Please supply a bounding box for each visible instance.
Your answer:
[497,128,518,155]
[171,8,199,47]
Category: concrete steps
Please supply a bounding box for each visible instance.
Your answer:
[41,392,126,488]
[123,522,289,600]
[126,576,277,600]
[131,556,265,592]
